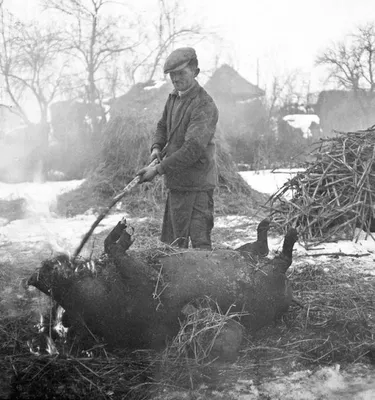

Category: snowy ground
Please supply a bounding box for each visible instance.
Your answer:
[239,169,304,197]
[1,170,375,399]
[0,179,128,256]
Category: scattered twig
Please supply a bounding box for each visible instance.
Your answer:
[306,252,370,258]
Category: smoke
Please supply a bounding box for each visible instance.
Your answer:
[0,124,46,183]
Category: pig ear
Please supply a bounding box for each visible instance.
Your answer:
[27,273,38,288]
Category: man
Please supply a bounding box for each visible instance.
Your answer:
[137,47,219,250]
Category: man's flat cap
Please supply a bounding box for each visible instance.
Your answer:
[163,47,197,74]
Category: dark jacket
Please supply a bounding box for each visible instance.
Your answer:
[152,81,219,191]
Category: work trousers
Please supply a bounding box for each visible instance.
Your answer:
[160,189,214,250]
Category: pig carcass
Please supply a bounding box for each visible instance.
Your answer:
[28,229,298,350]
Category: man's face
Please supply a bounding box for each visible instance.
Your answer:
[169,66,197,92]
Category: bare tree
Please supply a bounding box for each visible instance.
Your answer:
[104,64,125,101]
[0,4,71,179]
[316,40,363,91]
[42,0,141,137]
[266,71,304,121]
[0,6,68,126]
[128,0,206,84]
[316,22,375,117]
[355,24,375,92]
[316,22,375,92]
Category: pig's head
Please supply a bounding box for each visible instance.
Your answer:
[28,253,75,299]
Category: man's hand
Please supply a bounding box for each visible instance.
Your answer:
[137,166,159,183]
[149,147,162,163]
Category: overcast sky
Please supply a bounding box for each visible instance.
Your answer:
[188,0,375,91]
[6,0,375,92]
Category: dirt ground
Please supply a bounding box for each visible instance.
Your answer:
[1,181,375,399]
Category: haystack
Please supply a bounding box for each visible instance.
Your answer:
[92,79,254,198]
[268,125,375,246]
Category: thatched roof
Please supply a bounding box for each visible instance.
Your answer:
[204,64,265,102]
[109,80,173,118]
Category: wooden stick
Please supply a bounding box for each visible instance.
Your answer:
[72,159,158,259]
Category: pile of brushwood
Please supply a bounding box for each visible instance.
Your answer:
[268,126,375,247]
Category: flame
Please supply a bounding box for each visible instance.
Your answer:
[27,333,58,356]
[27,334,59,356]
[46,336,59,356]
[53,305,69,338]
[89,260,96,273]
[36,313,45,333]
[27,338,42,356]
[28,306,68,355]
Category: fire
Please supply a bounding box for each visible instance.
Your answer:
[36,313,45,333]
[27,335,59,356]
[28,305,68,356]
[53,305,68,339]
[27,337,43,356]
[46,336,59,356]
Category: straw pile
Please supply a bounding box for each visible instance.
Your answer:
[244,261,375,368]
[82,114,265,217]
[1,297,245,398]
[1,314,156,399]
[9,350,155,400]
[91,115,253,196]
[268,126,375,246]
[158,297,244,387]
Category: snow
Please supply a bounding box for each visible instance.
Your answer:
[0,180,84,205]
[215,215,253,228]
[0,179,127,255]
[235,364,375,399]
[239,169,303,197]
[0,213,129,255]
[283,114,320,138]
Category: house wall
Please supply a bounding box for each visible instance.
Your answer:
[315,90,375,136]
